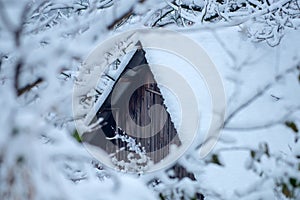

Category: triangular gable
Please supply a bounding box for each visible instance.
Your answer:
[82,47,181,165]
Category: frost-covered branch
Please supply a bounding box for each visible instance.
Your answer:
[224,65,299,127]
[148,0,300,46]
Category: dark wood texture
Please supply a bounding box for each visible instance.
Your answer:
[82,49,203,193]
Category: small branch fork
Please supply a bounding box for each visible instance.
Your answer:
[223,65,299,130]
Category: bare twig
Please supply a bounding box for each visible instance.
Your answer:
[107,8,133,30]
[223,82,273,127]
[224,66,298,127]
[174,0,293,31]
[17,78,44,96]
[152,8,174,27]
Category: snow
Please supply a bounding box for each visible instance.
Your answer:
[83,50,136,126]
[1,0,300,199]
[145,49,212,144]
[186,26,300,198]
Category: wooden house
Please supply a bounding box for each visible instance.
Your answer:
[81,46,203,194]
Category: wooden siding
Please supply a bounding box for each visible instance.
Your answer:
[82,48,181,163]
[81,48,204,199]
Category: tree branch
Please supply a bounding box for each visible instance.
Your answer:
[224,66,298,127]
[17,78,44,96]
[107,8,133,30]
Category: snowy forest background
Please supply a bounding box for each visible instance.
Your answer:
[0,0,300,199]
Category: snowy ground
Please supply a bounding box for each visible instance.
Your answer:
[1,1,300,198]
[143,26,300,198]
[185,27,300,198]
